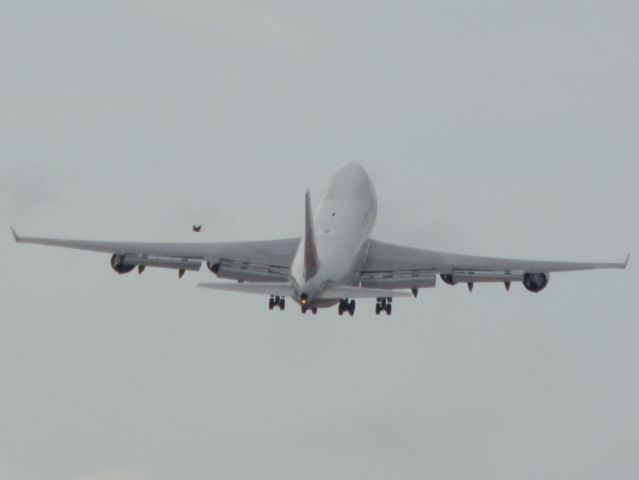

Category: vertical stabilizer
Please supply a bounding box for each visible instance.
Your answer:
[304,190,320,280]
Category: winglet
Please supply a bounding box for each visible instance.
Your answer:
[10,227,20,242]
[624,254,630,268]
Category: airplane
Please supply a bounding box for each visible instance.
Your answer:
[11,162,629,315]
[192,225,202,233]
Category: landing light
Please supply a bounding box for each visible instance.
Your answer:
[300,293,309,305]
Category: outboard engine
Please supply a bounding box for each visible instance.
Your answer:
[523,272,549,292]
[110,254,135,274]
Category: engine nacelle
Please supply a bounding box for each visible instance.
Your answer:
[111,254,135,274]
[440,274,455,285]
[523,272,548,293]
[206,260,288,282]
[207,261,221,273]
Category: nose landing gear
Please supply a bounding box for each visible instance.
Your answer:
[375,297,392,315]
[338,299,355,316]
[269,296,285,311]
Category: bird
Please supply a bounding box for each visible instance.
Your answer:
[192,225,202,233]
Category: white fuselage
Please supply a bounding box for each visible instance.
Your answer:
[290,162,377,307]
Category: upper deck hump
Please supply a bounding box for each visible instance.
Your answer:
[324,162,376,202]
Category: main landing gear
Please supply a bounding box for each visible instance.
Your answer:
[338,299,355,316]
[269,295,285,311]
[375,297,392,315]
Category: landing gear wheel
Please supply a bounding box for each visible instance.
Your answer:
[375,303,382,315]
[312,308,317,314]
[385,303,392,316]
[348,300,355,316]
[270,296,285,311]
[338,299,349,316]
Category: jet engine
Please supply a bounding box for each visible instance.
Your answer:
[206,260,289,282]
[111,254,200,275]
[110,254,135,274]
[206,261,221,273]
[523,272,549,292]
[440,274,455,285]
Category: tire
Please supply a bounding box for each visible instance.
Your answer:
[269,298,274,310]
[338,300,347,316]
[386,304,392,316]
[279,299,285,310]
[375,304,381,315]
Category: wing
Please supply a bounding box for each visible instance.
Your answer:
[12,228,300,281]
[361,239,629,292]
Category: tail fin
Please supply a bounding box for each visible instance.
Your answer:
[304,190,320,280]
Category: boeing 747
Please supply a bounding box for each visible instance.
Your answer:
[11,162,628,315]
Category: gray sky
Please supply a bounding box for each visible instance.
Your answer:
[1,1,638,479]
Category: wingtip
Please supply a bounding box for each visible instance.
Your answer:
[624,254,630,268]
[10,227,20,242]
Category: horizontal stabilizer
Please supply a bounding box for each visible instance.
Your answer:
[319,285,412,300]
[197,282,411,300]
[197,281,296,297]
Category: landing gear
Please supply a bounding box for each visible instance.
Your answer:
[301,306,318,314]
[338,299,355,316]
[269,295,285,311]
[375,297,392,315]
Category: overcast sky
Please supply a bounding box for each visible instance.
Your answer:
[1,1,638,479]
